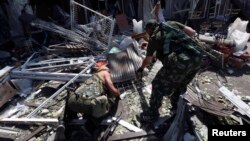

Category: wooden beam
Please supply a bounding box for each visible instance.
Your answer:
[0,81,16,108]
[108,131,155,141]
[0,118,58,124]
[15,126,45,141]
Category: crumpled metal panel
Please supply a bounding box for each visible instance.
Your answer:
[184,89,234,117]
[108,46,143,83]
[126,46,143,71]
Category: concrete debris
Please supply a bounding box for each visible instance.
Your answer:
[242,96,250,102]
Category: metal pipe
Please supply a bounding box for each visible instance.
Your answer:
[29,57,90,65]
[10,70,91,82]
[25,62,88,71]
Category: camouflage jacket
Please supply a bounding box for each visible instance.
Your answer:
[75,74,106,98]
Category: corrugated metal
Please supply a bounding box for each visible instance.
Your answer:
[126,46,143,71]
[184,89,234,117]
[108,46,143,83]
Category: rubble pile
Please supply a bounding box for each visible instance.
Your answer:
[0,0,250,141]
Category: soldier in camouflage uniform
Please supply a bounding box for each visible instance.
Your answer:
[68,60,121,119]
[137,19,203,121]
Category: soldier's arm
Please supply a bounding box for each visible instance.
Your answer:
[169,21,196,37]
[103,71,120,97]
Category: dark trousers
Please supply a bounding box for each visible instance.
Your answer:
[147,66,198,116]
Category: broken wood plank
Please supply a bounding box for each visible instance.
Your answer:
[0,81,17,108]
[108,131,155,141]
[0,118,58,124]
[15,126,45,141]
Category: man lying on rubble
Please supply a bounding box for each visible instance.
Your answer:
[68,59,121,120]
[137,19,204,122]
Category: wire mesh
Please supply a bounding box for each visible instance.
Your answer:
[70,0,115,49]
[114,61,156,94]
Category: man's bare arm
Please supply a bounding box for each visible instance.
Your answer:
[104,71,120,97]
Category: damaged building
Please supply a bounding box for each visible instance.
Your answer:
[0,0,250,141]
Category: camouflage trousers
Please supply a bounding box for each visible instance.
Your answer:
[68,94,116,118]
[147,65,200,117]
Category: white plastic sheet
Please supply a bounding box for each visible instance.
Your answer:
[132,19,143,34]
[227,18,250,52]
